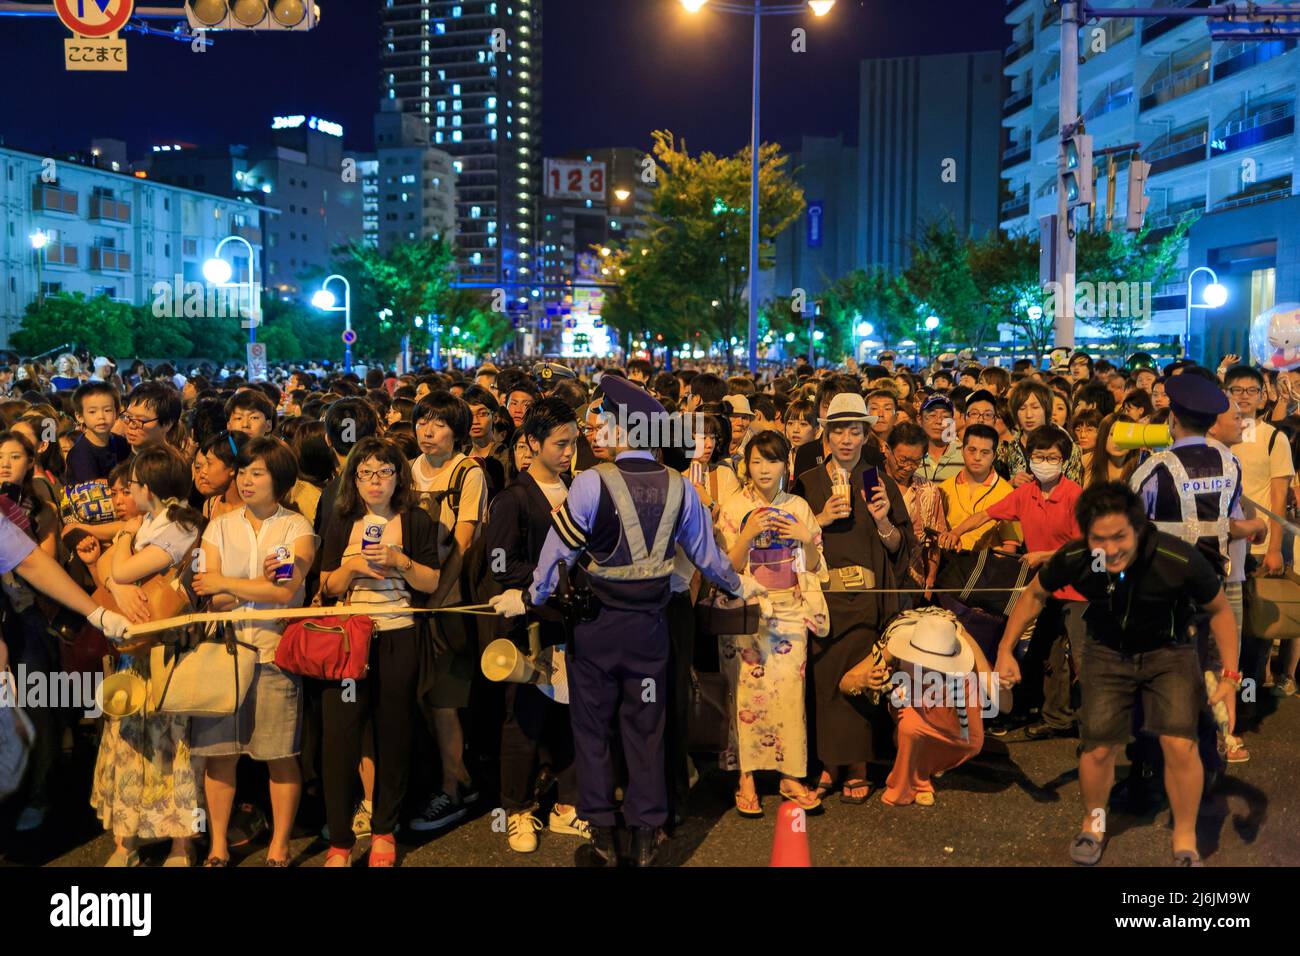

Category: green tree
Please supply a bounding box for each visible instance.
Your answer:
[340,238,457,361]
[604,130,805,369]
[14,293,138,356]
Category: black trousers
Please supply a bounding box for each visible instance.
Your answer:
[499,681,577,812]
[664,589,695,817]
[318,625,419,849]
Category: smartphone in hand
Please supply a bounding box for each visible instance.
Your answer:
[861,466,879,501]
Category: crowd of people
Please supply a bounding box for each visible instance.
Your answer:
[0,344,1296,867]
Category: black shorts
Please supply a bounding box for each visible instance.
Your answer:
[1076,634,1203,749]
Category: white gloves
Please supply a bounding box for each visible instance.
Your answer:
[735,574,768,601]
[489,589,528,619]
[88,606,131,639]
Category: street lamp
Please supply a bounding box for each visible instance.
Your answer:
[1184,266,1227,360]
[30,231,48,306]
[680,0,836,375]
[925,314,940,367]
[614,187,632,202]
[204,235,260,343]
[312,274,353,372]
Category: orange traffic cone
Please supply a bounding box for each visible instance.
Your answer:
[770,801,811,867]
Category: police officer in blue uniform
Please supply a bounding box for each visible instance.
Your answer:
[1128,371,1249,796]
[491,375,766,866]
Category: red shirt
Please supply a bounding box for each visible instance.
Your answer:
[986,477,1084,601]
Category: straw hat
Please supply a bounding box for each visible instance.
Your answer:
[818,392,876,427]
[886,611,975,675]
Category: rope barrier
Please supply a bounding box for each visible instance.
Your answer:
[122,602,501,638]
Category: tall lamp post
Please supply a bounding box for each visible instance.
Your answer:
[680,0,835,375]
[203,235,260,343]
[312,274,353,373]
[925,314,940,369]
[30,230,48,307]
[1184,266,1227,362]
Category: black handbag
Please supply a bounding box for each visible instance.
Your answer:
[694,588,761,637]
[687,669,730,754]
[934,549,1032,618]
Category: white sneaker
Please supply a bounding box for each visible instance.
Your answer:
[548,805,592,840]
[507,812,543,853]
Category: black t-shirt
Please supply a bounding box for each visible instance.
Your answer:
[65,433,130,484]
[1037,528,1221,652]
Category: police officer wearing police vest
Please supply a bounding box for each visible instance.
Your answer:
[490,375,766,867]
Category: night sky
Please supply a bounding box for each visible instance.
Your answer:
[0,0,1009,160]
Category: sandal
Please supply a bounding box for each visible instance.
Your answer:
[813,772,837,801]
[1173,848,1204,867]
[914,791,935,807]
[734,791,763,818]
[324,846,352,868]
[839,779,872,805]
[778,780,822,811]
[265,857,291,868]
[369,833,397,867]
[202,856,230,867]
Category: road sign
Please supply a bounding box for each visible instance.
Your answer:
[342,329,357,346]
[65,37,126,71]
[247,342,267,381]
[54,0,134,38]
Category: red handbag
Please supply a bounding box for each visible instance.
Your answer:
[274,615,374,682]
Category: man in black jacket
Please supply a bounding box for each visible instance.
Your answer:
[484,397,587,853]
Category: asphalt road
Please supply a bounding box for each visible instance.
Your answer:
[5,696,1298,868]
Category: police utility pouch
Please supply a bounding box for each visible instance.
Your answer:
[1245,571,1300,640]
[149,621,257,716]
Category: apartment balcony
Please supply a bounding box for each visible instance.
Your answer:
[1004,87,1033,117]
[233,224,262,245]
[1148,130,1208,174]
[1001,191,1031,220]
[1139,59,1210,113]
[1142,0,1212,48]
[1084,80,1134,122]
[1003,140,1033,168]
[1211,176,1293,213]
[89,196,131,224]
[1037,114,1061,143]
[1006,34,1034,67]
[1080,18,1136,66]
[1210,102,1296,157]
[1147,196,1206,231]
[1213,39,1297,83]
[1038,66,1060,90]
[31,185,78,216]
[42,242,79,267]
[89,247,131,272]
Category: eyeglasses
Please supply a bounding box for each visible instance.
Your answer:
[1029,454,1064,465]
[893,454,924,467]
[965,410,996,423]
[121,414,158,429]
[1227,386,1262,397]
[356,466,397,482]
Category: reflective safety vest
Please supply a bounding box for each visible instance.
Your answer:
[1129,439,1236,576]
[585,463,684,582]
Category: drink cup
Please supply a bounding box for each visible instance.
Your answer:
[689,460,705,486]
[270,545,294,582]
[362,516,388,549]
[831,469,851,508]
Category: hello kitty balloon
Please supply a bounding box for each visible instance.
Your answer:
[1250,302,1300,372]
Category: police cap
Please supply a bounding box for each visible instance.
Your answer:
[594,372,665,420]
[534,361,576,386]
[1165,372,1228,417]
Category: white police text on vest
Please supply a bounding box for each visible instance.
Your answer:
[1180,477,1231,494]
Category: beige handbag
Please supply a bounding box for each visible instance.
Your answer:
[149,621,258,717]
[1245,571,1300,641]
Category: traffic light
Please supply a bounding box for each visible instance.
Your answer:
[1126,157,1152,231]
[186,0,318,30]
[1060,132,1093,208]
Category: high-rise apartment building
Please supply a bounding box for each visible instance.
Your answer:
[380,0,542,295]
[1002,1,1300,362]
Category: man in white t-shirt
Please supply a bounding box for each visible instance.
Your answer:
[408,391,487,834]
[1225,365,1296,706]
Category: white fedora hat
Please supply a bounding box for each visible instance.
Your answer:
[886,612,975,675]
[818,392,876,427]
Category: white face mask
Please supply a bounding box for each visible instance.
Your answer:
[1030,460,1062,483]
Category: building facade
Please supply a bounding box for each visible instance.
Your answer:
[771,134,859,302]
[380,0,542,291]
[0,143,266,348]
[1001,1,1300,362]
[148,116,365,298]
[373,100,458,252]
[858,51,1004,273]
